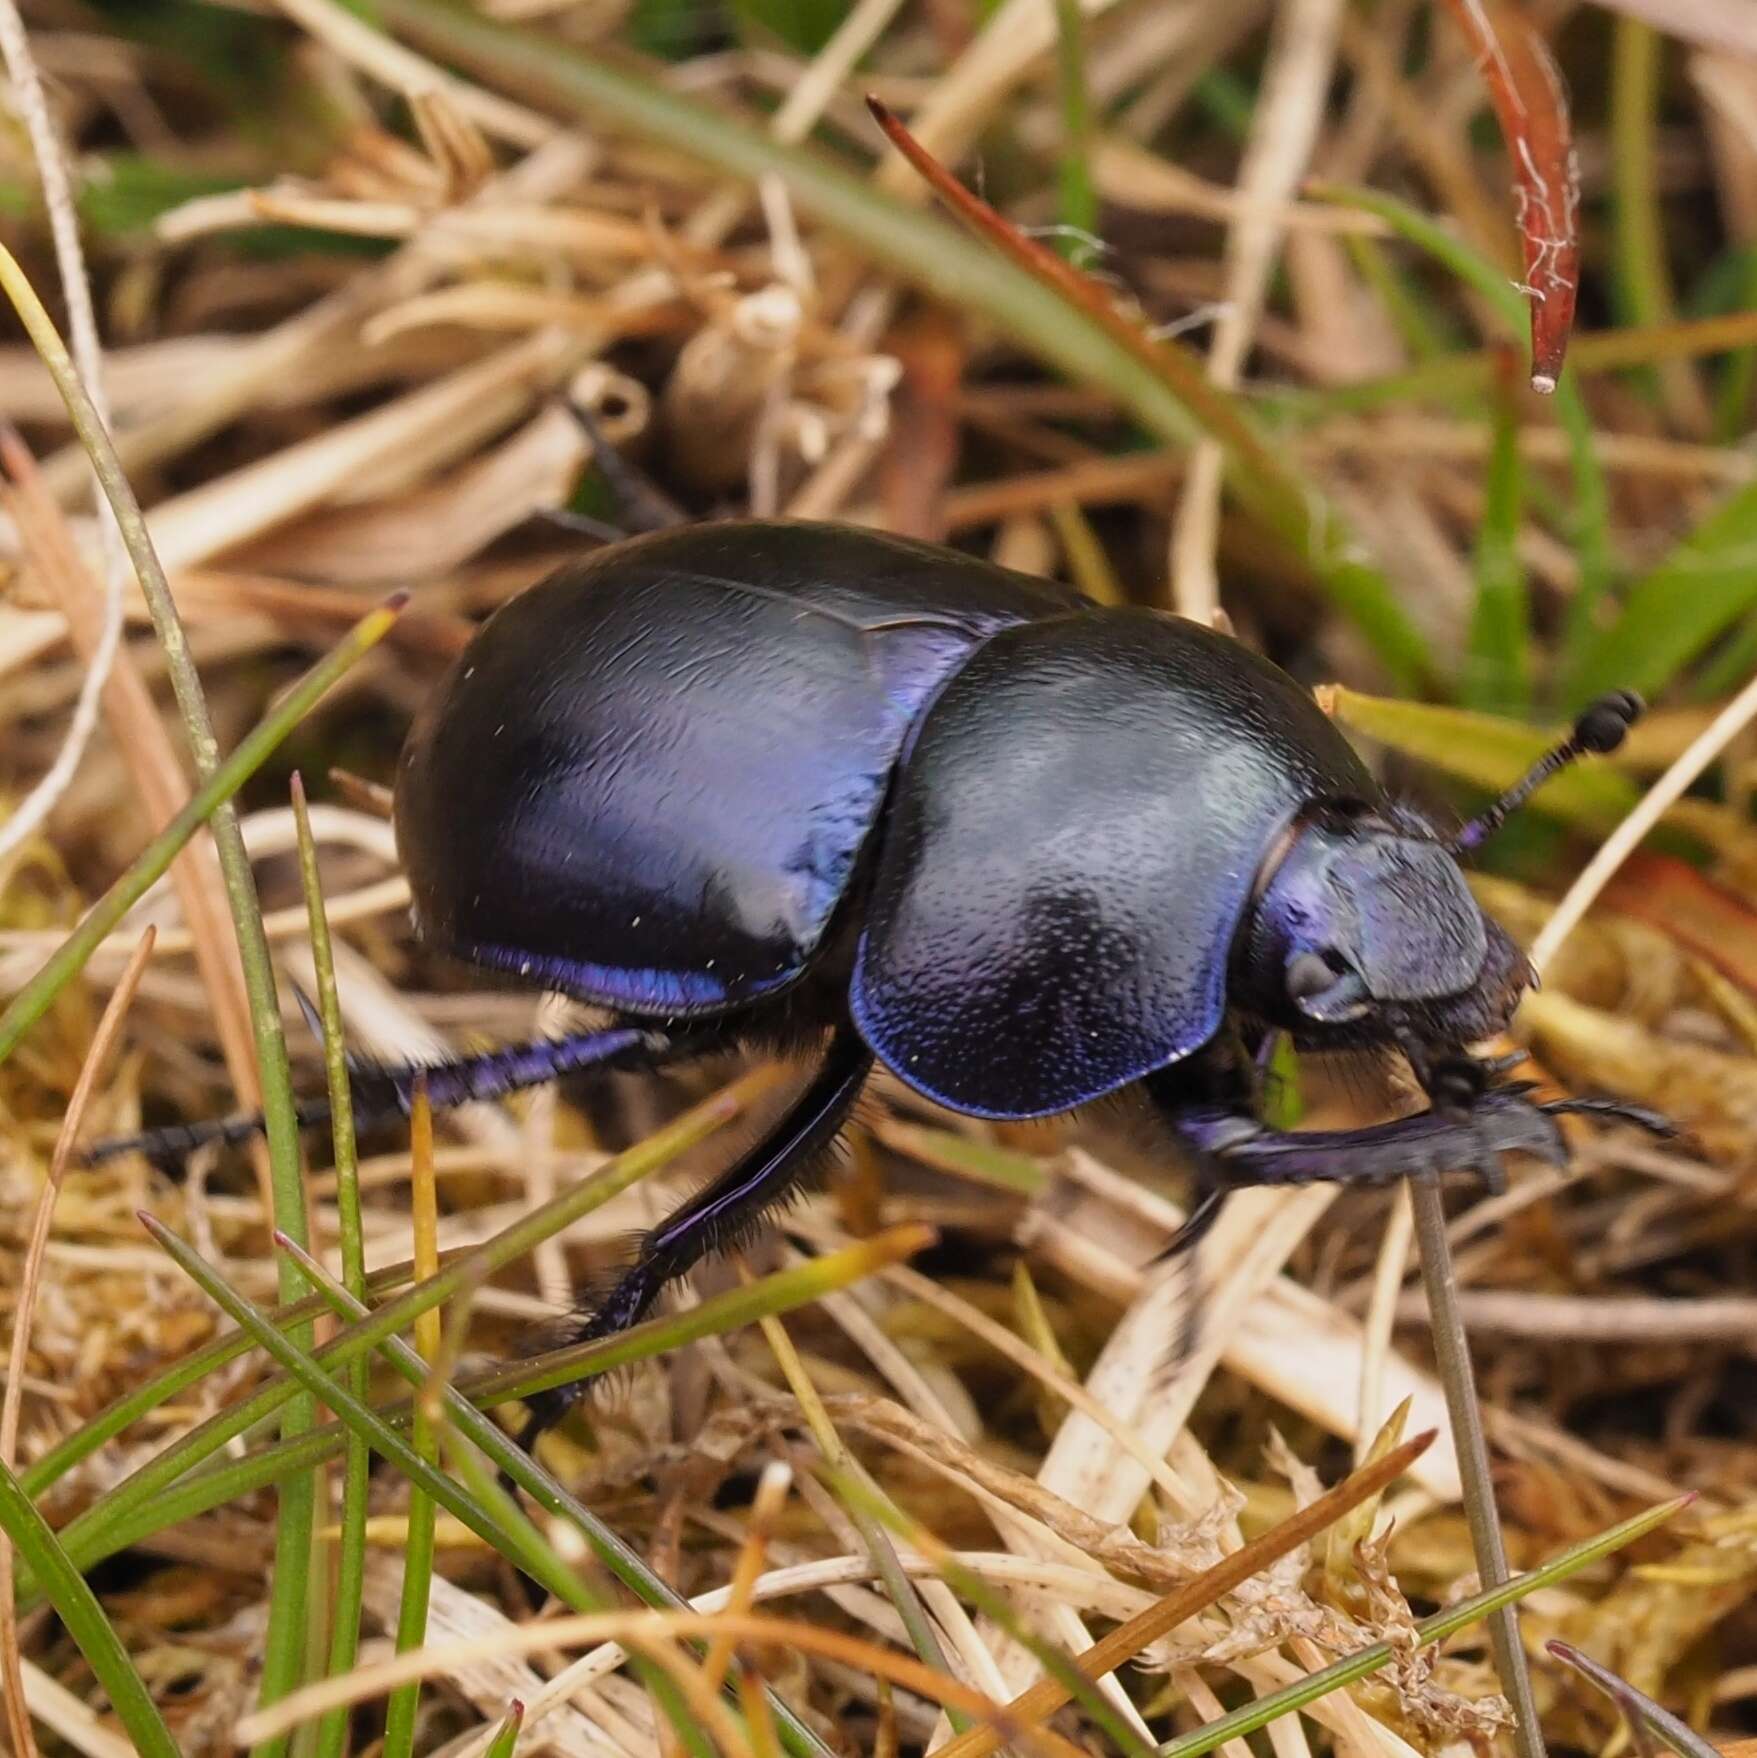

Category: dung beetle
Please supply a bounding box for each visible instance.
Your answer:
[90,519,1658,1448]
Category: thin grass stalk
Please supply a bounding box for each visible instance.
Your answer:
[1050,0,1097,251]
[270,1232,893,1758]
[273,1234,763,1758]
[1464,350,1532,711]
[0,600,401,1066]
[139,1214,610,1604]
[702,1462,791,1697]
[1305,183,1614,670]
[831,1469,1159,1758]
[0,254,324,1750]
[239,1606,1099,1757]
[1711,254,1757,442]
[381,1083,441,1758]
[1276,307,1757,423]
[1610,15,1692,423]
[268,1230,889,1758]
[755,1303,963,1706]
[37,1072,773,1595]
[374,0,1432,689]
[22,1255,432,1500]
[1409,1176,1543,1758]
[12,1240,895,1758]
[1345,232,1459,362]
[483,1701,524,1758]
[739,1673,783,1758]
[437,1436,724,1758]
[925,1432,1436,1758]
[1157,1494,1694,1758]
[292,774,370,1758]
[1560,478,1757,705]
[0,1460,178,1758]
[20,1209,905,1608]
[1545,1639,1723,1758]
[0,0,127,869]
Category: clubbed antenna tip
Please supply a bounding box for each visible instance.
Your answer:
[1453,690,1644,853]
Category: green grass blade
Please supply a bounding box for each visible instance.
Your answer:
[1564,479,1757,704]
[179,1244,716,1758]
[0,600,401,1068]
[1610,18,1672,357]
[380,1090,441,1758]
[374,0,1431,689]
[23,1219,890,1758]
[1710,251,1757,441]
[38,1075,765,1603]
[443,1225,936,1411]
[1546,1639,1722,1758]
[1344,233,1461,363]
[278,1229,897,1758]
[1464,357,1532,712]
[1156,1494,1694,1758]
[1276,307,1757,425]
[1310,181,1615,656]
[1051,0,1097,253]
[60,1430,346,1594]
[1326,687,1641,832]
[0,1461,179,1758]
[1690,611,1757,702]
[483,1701,525,1758]
[24,1227,929,1593]
[20,1256,430,1501]
[292,778,371,1758]
[0,240,339,1754]
[140,1215,594,1605]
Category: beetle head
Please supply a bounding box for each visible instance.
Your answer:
[1237,804,1529,1053]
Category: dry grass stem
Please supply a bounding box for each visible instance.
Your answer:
[3,1,1749,1749]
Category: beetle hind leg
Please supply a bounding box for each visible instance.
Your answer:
[513,1026,874,1457]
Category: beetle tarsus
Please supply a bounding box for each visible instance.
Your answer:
[1166,1084,1570,1196]
[1538,1094,1676,1138]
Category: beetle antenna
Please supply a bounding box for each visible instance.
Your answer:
[80,1024,680,1166]
[1451,690,1643,852]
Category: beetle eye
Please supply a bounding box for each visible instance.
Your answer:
[1286,951,1343,1001]
[1284,949,1371,1023]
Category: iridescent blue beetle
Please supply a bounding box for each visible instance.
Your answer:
[92,521,1654,1447]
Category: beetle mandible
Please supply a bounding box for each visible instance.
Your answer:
[91,519,1656,1450]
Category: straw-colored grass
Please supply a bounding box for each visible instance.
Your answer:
[3,0,1756,1754]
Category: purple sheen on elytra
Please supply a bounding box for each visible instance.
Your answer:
[395,522,1081,1021]
[458,938,749,1012]
[852,609,1376,1119]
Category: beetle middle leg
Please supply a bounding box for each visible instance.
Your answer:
[515,1025,874,1453]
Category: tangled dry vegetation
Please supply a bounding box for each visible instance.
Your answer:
[3,0,1757,1754]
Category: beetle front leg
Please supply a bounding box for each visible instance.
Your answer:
[1159,1084,1575,1199]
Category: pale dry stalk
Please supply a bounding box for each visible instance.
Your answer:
[0,433,266,1175]
[0,0,124,866]
[1531,666,1757,975]
[1170,0,1345,620]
